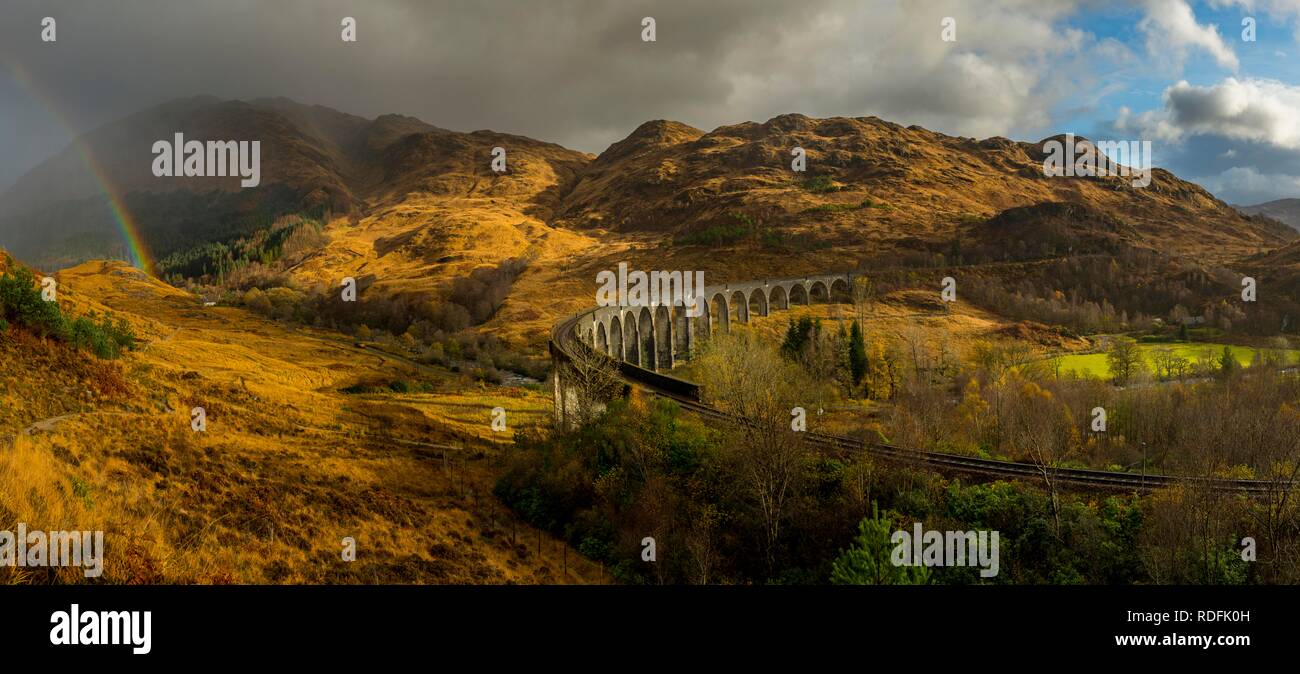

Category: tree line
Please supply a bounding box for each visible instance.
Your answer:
[499,328,1297,583]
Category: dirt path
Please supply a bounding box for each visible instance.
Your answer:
[2,410,146,448]
[139,326,182,352]
[21,410,145,437]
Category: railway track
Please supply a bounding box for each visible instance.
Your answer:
[552,312,1290,496]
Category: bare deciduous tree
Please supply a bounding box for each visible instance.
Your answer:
[696,330,812,573]
[560,340,625,427]
[684,503,721,585]
[852,275,875,326]
[1005,380,1079,538]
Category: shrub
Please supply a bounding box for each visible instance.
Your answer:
[65,312,135,359]
[0,268,134,359]
[675,221,750,247]
[675,212,774,248]
[0,267,68,338]
[801,175,840,193]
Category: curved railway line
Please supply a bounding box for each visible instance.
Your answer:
[552,307,1291,497]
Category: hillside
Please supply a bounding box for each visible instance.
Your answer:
[555,115,1292,263]
[0,94,579,274]
[1238,198,1300,232]
[1243,238,1300,301]
[1,253,594,584]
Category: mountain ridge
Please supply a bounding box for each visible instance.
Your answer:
[1237,198,1300,232]
[2,96,1297,348]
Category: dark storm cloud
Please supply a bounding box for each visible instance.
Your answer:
[0,0,1100,191]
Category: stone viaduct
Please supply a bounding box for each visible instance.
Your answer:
[564,272,855,371]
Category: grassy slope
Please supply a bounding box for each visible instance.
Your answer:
[1,259,593,584]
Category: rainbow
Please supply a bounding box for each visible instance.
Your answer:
[2,57,154,275]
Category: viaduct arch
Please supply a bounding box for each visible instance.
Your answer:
[566,273,854,376]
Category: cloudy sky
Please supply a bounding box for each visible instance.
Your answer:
[3,0,1300,204]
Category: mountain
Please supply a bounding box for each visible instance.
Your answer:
[3,100,1298,347]
[0,96,587,275]
[555,115,1293,264]
[1237,198,1300,232]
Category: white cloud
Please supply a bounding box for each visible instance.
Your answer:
[1195,165,1300,204]
[1116,78,1300,151]
[1109,76,1300,203]
[1140,0,1239,70]
[1164,78,1300,148]
[1113,104,1186,143]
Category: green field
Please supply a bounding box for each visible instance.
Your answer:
[1047,343,1300,379]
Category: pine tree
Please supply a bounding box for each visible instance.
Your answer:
[780,318,801,359]
[780,316,818,361]
[1219,345,1236,377]
[831,502,931,585]
[849,320,867,388]
[835,321,853,392]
